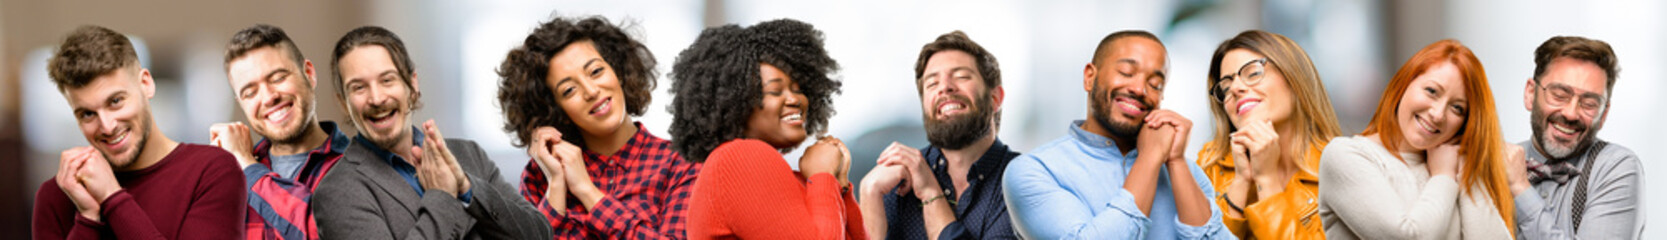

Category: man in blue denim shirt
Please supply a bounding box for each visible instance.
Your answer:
[859,30,1020,240]
[1002,30,1233,240]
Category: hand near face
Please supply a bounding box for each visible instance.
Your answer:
[879,142,939,199]
[1137,118,1179,164]
[1426,141,1462,177]
[799,136,850,186]
[413,120,470,198]
[209,122,259,168]
[57,147,103,222]
[1144,109,1192,162]
[1504,144,1531,194]
[1231,120,1281,183]
[1229,139,1257,182]
[527,127,569,215]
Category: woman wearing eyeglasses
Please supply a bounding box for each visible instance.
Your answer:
[1197,30,1341,240]
[1317,39,1520,239]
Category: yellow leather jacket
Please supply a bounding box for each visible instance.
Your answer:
[1198,145,1325,240]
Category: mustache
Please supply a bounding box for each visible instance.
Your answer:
[1547,113,1587,132]
[358,101,399,118]
[934,95,972,112]
[1105,89,1154,110]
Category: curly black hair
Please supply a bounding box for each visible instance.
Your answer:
[496,16,657,148]
[668,19,841,163]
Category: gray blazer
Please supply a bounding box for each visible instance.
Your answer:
[314,138,551,240]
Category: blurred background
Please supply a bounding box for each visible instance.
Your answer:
[2,0,1662,236]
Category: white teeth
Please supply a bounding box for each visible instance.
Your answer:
[371,111,393,119]
[940,103,963,113]
[1553,124,1576,134]
[267,109,289,122]
[1118,101,1140,110]
[782,114,802,122]
[1237,101,1259,114]
[592,101,609,114]
[106,133,125,145]
[1417,116,1438,133]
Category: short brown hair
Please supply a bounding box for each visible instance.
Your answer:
[48,25,139,91]
[330,26,421,109]
[497,16,658,148]
[1533,36,1619,92]
[913,30,1001,94]
[226,24,306,72]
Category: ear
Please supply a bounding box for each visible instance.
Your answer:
[139,68,156,99]
[1523,78,1535,111]
[1083,63,1096,93]
[303,59,318,88]
[409,73,421,93]
[1596,101,1611,126]
[991,86,1006,113]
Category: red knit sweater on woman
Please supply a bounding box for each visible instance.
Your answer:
[686,139,866,240]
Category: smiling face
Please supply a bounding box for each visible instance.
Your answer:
[1217,49,1294,127]
[547,40,629,138]
[64,67,155,170]
[337,45,416,149]
[1086,37,1167,139]
[919,50,997,149]
[227,46,317,143]
[744,63,808,149]
[1396,61,1470,151]
[1528,57,1609,158]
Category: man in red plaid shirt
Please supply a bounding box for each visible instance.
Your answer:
[212,24,348,240]
[496,16,702,239]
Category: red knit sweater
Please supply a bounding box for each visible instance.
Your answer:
[32,144,247,239]
[686,139,866,240]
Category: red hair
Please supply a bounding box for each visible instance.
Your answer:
[1360,39,1514,234]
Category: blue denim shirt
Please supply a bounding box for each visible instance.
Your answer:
[1003,120,1232,239]
[355,126,473,204]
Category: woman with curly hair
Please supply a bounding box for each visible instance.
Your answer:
[671,19,864,239]
[496,16,700,239]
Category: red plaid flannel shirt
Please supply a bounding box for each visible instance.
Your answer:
[519,126,701,239]
[243,121,348,240]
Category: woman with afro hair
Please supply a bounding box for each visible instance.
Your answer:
[671,19,865,239]
[496,16,700,239]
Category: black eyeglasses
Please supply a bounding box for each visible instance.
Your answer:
[1211,58,1268,102]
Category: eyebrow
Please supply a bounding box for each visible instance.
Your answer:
[1548,82,1607,99]
[74,90,126,113]
[346,69,397,85]
[553,58,603,87]
[242,68,293,93]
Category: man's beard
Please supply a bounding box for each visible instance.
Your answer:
[354,102,409,152]
[106,108,154,170]
[1530,100,1599,160]
[1089,80,1147,140]
[265,98,317,145]
[924,91,995,150]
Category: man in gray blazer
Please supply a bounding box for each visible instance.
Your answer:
[312,26,551,239]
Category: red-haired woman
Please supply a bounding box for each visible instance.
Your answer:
[1317,39,1523,239]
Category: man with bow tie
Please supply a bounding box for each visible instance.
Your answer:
[1509,36,1643,240]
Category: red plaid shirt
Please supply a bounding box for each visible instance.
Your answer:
[244,121,348,240]
[519,124,701,239]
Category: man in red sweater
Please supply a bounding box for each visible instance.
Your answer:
[32,25,247,240]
